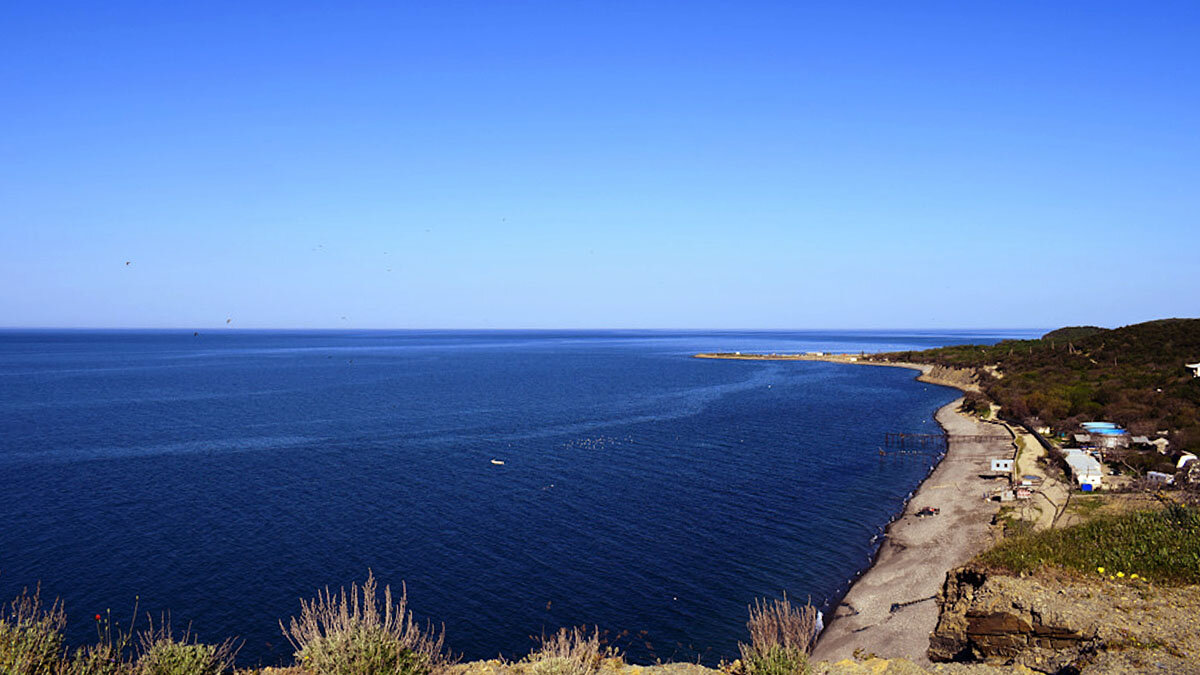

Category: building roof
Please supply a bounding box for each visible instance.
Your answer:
[1065,452,1103,477]
[1074,433,1091,443]
[1132,435,1151,444]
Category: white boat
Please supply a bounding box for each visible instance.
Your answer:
[490,459,505,465]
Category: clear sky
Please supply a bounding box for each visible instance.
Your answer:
[2,1,1197,329]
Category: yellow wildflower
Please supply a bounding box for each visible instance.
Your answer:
[1117,572,1125,578]
[1131,574,1139,580]
[1097,567,1105,574]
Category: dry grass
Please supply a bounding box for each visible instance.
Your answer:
[135,618,238,675]
[522,627,614,675]
[0,584,68,674]
[280,571,451,675]
[737,596,816,675]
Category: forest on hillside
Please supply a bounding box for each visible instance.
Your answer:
[883,319,1200,452]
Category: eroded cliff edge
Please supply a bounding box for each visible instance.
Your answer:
[929,566,1200,674]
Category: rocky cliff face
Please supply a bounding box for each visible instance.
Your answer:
[918,365,980,391]
[929,566,1200,674]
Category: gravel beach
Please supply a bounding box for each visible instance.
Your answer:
[811,377,1012,664]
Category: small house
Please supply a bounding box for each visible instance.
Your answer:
[1146,471,1175,486]
[1063,449,1103,491]
[1187,362,1200,378]
[1152,438,1170,454]
[990,458,1014,475]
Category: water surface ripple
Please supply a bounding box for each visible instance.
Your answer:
[0,329,1032,666]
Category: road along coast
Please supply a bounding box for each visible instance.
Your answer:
[695,354,1010,664]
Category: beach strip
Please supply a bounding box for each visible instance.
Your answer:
[696,354,1007,663]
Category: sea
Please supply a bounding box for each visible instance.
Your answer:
[0,329,1039,666]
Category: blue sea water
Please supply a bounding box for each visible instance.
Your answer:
[0,329,1037,666]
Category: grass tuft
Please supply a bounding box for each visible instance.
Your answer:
[977,504,1200,584]
[281,570,452,675]
[737,596,816,675]
[523,627,613,675]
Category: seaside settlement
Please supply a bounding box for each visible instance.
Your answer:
[696,323,1200,674]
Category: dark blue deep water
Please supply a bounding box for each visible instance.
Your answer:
[0,330,1036,666]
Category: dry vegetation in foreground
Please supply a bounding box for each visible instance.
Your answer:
[2,573,818,675]
[280,572,449,675]
[735,596,817,675]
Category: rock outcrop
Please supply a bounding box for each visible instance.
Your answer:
[929,566,1200,674]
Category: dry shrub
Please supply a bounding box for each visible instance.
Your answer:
[0,584,67,674]
[523,627,613,675]
[135,619,238,675]
[738,596,816,675]
[281,571,451,675]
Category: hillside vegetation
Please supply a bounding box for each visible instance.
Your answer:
[880,318,1200,451]
[976,503,1200,584]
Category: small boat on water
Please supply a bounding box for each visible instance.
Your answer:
[490,459,505,465]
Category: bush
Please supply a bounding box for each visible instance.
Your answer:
[959,392,990,417]
[0,585,67,675]
[523,627,612,675]
[135,622,236,675]
[738,596,816,675]
[281,571,451,675]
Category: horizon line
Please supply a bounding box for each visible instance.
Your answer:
[0,325,1057,332]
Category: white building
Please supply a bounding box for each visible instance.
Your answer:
[990,458,1014,474]
[1187,362,1200,378]
[1063,449,1103,491]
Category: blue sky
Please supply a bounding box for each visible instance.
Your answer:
[2,1,1197,329]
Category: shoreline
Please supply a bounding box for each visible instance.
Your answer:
[692,353,980,392]
[697,352,1005,663]
[811,370,1008,663]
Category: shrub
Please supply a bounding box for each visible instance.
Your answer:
[281,571,451,675]
[523,627,612,675]
[738,596,816,675]
[0,585,67,675]
[135,621,236,675]
[63,643,133,675]
[960,392,990,417]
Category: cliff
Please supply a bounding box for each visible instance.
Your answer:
[929,566,1200,674]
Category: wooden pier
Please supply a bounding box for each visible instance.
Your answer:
[883,432,1010,452]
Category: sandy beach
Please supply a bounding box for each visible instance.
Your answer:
[811,386,1011,664]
